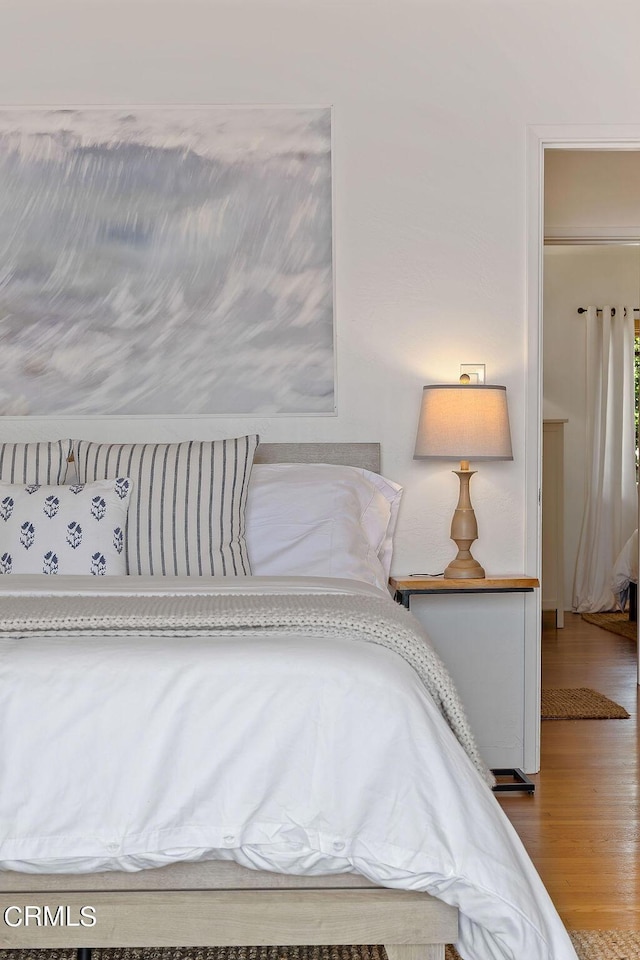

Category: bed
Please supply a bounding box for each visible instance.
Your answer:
[612,528,638,619]
[0,439,577,960]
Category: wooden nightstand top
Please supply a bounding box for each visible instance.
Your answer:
[389,574,539,592]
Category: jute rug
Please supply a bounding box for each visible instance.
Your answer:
[2,935,640,960]
[541,686,630,720]
[581,611,637,641]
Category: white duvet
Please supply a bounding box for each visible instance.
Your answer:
[612,528,638,602]
[0,575,576,960]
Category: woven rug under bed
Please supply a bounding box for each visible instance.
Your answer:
[581,611,637,640]
[3,934,640,960]
[541,686,630,719]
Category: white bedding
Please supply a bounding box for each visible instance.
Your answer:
[0,575,577,960]
[612,528,638,604]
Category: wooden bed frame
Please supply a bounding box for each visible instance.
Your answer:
[0,442,458,958]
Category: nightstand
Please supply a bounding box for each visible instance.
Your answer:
[389,574,539,793]
[389,574,539,608]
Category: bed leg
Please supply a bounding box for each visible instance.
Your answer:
[385,943,446,960]
[77,948,92,960]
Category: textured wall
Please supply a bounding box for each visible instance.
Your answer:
[1,0,640,576]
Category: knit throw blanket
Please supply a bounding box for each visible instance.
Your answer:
[0,590,493,786]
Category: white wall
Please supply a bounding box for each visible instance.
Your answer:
[545,150,640,240]
[3,0,640,578]
[543,245,640,603]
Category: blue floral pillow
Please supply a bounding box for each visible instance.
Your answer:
[0,478,132,576]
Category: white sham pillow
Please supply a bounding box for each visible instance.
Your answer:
[0,478,132,576]
[245,463,402,590]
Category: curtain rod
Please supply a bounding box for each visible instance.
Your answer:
[577,307,640,316]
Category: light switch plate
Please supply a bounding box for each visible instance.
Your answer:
[460,363,486,384]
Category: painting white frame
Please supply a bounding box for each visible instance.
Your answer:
[0,104,336,419]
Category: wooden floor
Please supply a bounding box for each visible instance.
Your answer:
[497,611,639,929]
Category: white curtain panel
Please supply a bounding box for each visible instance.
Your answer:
[573,305,637,612]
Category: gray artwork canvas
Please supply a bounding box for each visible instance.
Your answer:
[0,106,334,415]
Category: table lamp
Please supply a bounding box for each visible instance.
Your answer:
[414,380,513,578]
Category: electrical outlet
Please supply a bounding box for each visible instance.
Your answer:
[460,364,486,384]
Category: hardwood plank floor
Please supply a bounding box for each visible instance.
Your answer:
[496,611,639,929]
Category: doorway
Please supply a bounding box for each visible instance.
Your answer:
[542,239,639,617]
[526,129,640,695]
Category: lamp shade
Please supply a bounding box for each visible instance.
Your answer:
[414,384,513,461]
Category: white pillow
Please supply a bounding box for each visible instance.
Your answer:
[245,463,402,590]
[0,479,132,576]
[71,436,259,577]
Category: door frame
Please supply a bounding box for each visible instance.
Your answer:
[525,125,640,726]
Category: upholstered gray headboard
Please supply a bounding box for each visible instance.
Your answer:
[255,442,380,473]
[64,442,381,474]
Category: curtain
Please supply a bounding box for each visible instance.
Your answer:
[573,305,637,612]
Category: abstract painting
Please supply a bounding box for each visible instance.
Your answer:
[0,106,333,415]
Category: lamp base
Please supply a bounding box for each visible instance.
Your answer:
[445,467,486,579]
[444,554,486,579]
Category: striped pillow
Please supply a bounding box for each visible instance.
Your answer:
[72,436,259,577]
[0,441,72,485]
